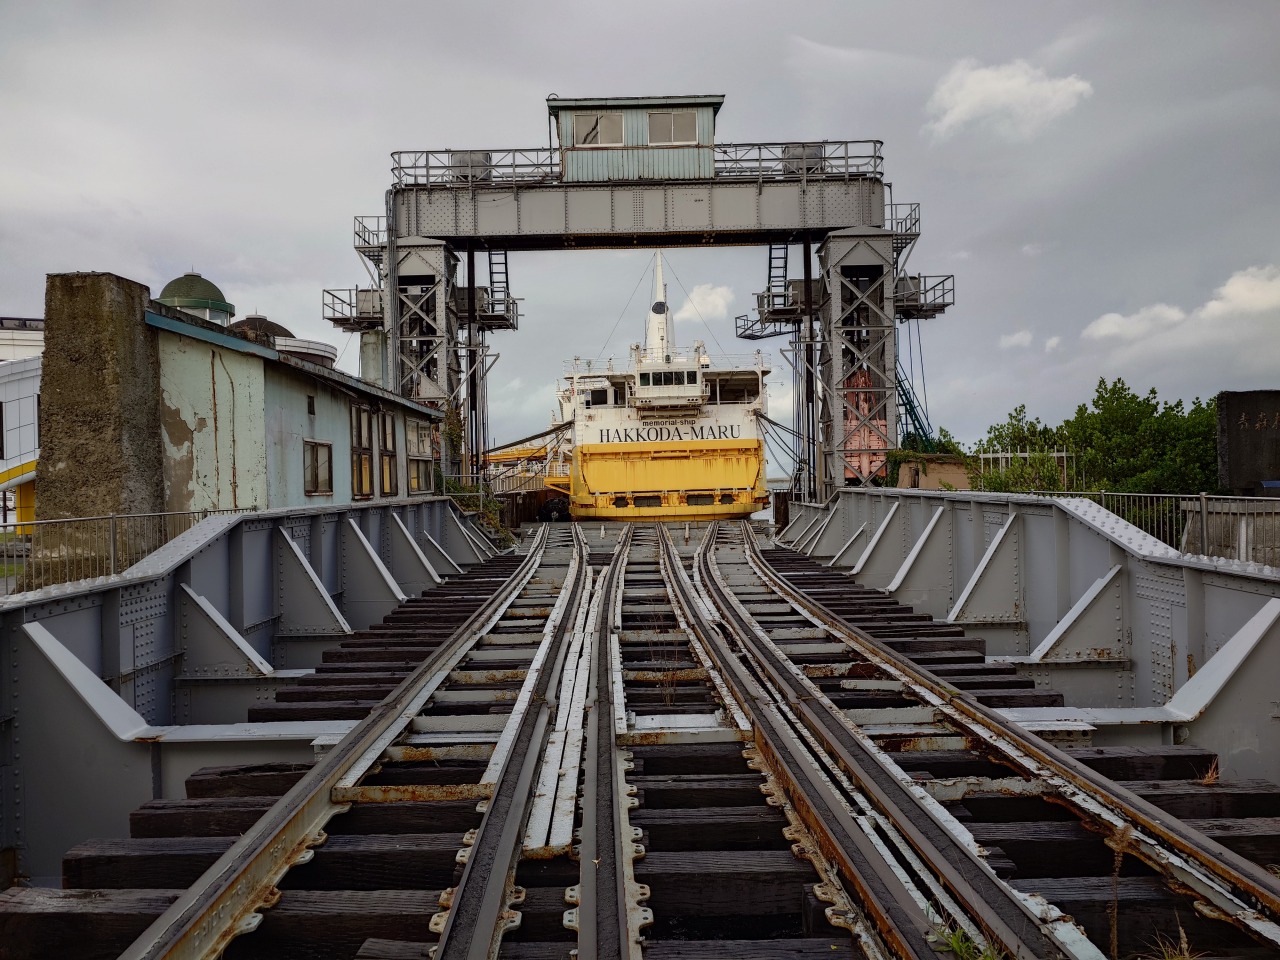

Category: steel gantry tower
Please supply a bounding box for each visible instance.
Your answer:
[325,93,952,498]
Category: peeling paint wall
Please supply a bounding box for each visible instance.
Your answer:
[157,331,268,512]
[263,370,353,508]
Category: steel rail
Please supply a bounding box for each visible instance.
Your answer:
[575,523,638,960]
[657,524,948,960]
[739,521,1280,949]
[118,525,555,960]
[687,523,1073,959]
[434,524,593,960]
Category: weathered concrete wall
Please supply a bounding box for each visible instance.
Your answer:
[157,330,267,512]
[36,273,164,519]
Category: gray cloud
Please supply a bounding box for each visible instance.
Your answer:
[2,1,1278,448]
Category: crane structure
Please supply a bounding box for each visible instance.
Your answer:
[324,94,953,498]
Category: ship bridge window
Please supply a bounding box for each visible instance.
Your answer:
[574,112,623,146]
[648,111,697,145]
[588,388,609,407]
[639,373,651,386]
[717,381,759,403]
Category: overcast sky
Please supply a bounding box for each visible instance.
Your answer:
[2,1,1278,452]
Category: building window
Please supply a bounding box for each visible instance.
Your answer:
[648,111,696,145]
[407,418,434,494]
[380,412,398,497]
[573,112,623,146]
[304,441,333,495]
[307,394,315,416]
[351,405,373,498]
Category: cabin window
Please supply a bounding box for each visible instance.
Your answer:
[589,389,609,407]
[648,111,697,145]
[351,405,374,498]
[639,373,651,386]
[687,371,697,384]
[573,112,623,146]
[303,441,332,496]
[379,412,398,497]
[407,418,434,494]
[673,371,685,386]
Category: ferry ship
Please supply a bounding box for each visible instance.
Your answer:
[546,255,770,520]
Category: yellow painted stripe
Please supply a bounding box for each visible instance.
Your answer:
[0,461,36,488]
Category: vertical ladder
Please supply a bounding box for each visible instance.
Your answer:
[488,249,510,317]
[767,244,789,311]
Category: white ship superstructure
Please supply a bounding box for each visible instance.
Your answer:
[547,256,769,520]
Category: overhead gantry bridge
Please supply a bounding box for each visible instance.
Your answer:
[323,94,955,495]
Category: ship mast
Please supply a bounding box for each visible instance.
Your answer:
[644,253,672,358]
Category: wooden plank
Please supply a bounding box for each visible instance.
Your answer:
[223,890,441,960]
[1121,779,1280,819]
[642,940,853,959]
[629,774,765,809]
[131,796,275,837]
[185,761,313,799]
[635,850,815,917]
[282,834,465,890]
[1184,817,1280,864]
[1062,745,1217,781]
[64,836,234,888]
[630,807,790,851]
[0,887,179,960]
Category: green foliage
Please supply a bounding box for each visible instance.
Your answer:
[964,379,1220,495]
[441,475,515,545]
[927,924,1005,960]
[1062,379,1218,494]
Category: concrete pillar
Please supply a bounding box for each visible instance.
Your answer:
[36,273,165,520]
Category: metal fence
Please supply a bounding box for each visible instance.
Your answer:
[390,141,886,186]
[1036,491,1280,565]
[0,509,253,598]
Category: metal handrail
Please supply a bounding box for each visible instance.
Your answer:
[390,140,885,186]
[0,507,256,597]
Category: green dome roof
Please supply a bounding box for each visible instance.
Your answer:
[157,272,235,317]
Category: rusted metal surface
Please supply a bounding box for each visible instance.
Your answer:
[330,783,494,803]
[745,521,1280,950]
[115,526,554,960]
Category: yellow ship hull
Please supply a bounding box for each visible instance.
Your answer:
[556,438,769,521]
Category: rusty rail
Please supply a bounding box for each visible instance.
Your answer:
[117,524,557,960]
[731,520,1280,951]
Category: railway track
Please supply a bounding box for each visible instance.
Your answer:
[3,521,1280,959]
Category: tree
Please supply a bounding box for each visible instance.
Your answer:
[1061,379,1218,493]
[962,379,1220,495]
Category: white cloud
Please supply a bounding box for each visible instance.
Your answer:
[999,329,1033,349]
[1198,264,1280,320]
[1082,303,1186,341]
[1075,264,1280,397]
[1082,265,1280,344]
[1045,336,1061,353]
[674,283,734,324]
[1021,243,1044,257]
[925,58,1093,141]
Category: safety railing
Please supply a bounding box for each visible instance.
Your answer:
[895,274,955,311]
[322,287,383,328]
[353,215,387,249]
[713,141,884,180]
[0,508,256,598]
[887,202,921,235]
[1036,491,1280,564]
[392,149,560,186]
[391,140,885,186]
